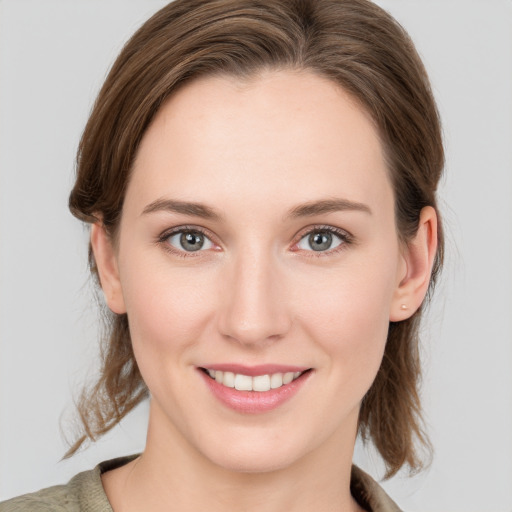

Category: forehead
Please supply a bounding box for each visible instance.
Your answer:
[127,70,392,217]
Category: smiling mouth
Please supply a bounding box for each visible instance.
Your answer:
[200,368,310,392]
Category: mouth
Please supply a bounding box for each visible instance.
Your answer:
[200,367,310,392]
[197,364,313,412]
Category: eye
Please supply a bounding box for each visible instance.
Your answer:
[166,229,214,252]
[296,228,346,252]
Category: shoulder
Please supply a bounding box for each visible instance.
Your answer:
[0,455,139,512]
[0,482,80,512]
[351,465,403,512]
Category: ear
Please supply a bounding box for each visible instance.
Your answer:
[390,206,438,321]
[90,222,126,314]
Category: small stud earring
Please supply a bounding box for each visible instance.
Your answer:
[400,304,408,310]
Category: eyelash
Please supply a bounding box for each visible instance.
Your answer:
[157,224,354,258]
[157,225,218,258]
[292,225,353,258]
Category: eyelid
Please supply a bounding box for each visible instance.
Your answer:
[291,224,354,255]
[156,223,353,258]
[157,225,221,256]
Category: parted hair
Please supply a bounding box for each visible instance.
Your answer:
[67,0,444,478]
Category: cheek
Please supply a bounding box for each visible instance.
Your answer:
[118,258,223,416]
[295,256,397,386]
[119,256,217,361]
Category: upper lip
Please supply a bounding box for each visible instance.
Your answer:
[199,364,311,376]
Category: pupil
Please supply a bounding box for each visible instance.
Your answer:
[180,231,204,251]
[309,231,332,251]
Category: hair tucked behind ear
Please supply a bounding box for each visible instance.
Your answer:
[64,314,148,457]
[67,0,444,478]
[359,318,431,475]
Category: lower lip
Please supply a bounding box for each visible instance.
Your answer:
[199,369,311,414]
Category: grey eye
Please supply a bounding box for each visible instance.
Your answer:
[297,230,343,252]
[309,231,332,251]
[167,230,213,252]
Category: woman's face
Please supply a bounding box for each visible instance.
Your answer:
[101,70,410,472]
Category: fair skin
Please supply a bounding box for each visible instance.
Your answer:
[92,70,437,512]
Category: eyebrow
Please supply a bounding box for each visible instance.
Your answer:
[286,198,372,219]
[141,198,221,220]
[141,197,372,220]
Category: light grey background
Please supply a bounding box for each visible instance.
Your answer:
[1,1,511,510]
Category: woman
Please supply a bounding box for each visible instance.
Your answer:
[1,0,443,510]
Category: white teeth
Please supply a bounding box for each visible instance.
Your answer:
[253,374,271,392]
[283,372,294,385]
[223,371,235,388]
[270,373,283,389]
[234,374,252,391]
[206,369,305,392]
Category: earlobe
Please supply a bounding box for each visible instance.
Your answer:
[90,222,126,314]
[390,206,438,322]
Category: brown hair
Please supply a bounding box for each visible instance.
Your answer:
[67,0,444,478]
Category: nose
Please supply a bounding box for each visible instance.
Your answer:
[217,246,292,347]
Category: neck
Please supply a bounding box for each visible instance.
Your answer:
[105,401,364,512]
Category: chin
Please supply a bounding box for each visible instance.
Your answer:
[206,444,302,474]
[190,424,319,475]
